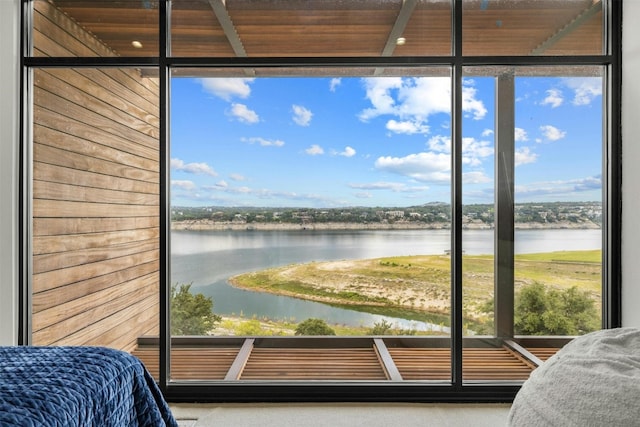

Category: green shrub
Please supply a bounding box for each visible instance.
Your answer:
[514,282,599,335]
[369,319,393,335]
[294,318,336,336]
[170,283,222,335]
[235,319,268,336]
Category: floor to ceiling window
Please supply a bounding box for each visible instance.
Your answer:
[23,0,620,402]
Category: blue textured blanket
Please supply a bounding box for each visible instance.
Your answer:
[0,346,178,427]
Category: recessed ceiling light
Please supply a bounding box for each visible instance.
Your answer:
[396,37,406,46]
[132,40,143,49]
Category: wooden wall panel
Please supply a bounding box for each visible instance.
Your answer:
[32,273,158,345]
[33,238,159,274]
[32,248,160,320]
[32,260,160,312]
[34,1,118,57]
[31,1,160,352]
[33,163,158,195]
[33,217,159,236]
[35,109,159,161]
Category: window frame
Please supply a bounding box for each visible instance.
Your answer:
[21,0,622,402]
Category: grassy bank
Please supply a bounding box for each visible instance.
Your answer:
[228,250,601,334]
[212,314,447,337]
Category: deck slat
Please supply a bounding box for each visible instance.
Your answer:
[134,342,559,382]
[240,348,387,380]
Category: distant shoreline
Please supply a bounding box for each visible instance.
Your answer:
[171,219,601,231]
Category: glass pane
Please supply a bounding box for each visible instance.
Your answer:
[513,68,603,340]
[460,69,501,382]
[170,0,452,57]
[169,67,453,382]
[461,65,603,383]
[31,0,159,57]
[463,0,604,56]
[31,67,160,368]
[461,74,495,339]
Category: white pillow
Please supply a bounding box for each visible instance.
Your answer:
[508,327,640,427]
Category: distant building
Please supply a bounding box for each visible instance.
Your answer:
[386,210,405,219]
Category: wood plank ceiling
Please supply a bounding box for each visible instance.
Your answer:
[49,0,603,60]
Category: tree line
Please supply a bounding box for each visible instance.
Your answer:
[172,201,602,227]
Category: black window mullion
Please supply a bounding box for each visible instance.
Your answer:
[603,0,622,330]
[451,0,463,389]
[159,0,170,393]
[494,72,516,340]
[19,0,32,347]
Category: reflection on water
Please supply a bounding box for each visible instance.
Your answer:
[171,228,601,330]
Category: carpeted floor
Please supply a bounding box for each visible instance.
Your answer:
[170,403,511,427]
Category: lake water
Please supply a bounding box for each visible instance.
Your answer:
[171,228,601,331]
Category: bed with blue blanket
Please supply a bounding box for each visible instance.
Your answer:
[0,346,177,426]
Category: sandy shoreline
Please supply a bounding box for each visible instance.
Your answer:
[228,256,467,322]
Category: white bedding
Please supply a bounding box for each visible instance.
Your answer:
[508,327,640,427]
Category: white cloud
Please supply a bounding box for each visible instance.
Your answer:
[515,146,538,166]
[358,77,450,121]
[563,77,602,106]
[462,83,487,120]
[349,181,429,193]
[339,146,356,157]
[229,173,246,181]
[292,104,313,126]
[199,78,254,101]
[374,152,450,183]
[426,135,493,167]
[330,78,341,92]
[232,186,252,194]
[358,77,404,121]
[386,119,430,135]
[349,182,408,191]
[482,129,494,137]
[402,78,454,117]
[462,137,493,165]
[515,127,528,142]
[541,88,564,108]
[463,171,491,184]
[171,158,218,176]
[171,180,196,190]
[229,103,259,124]
[202,183,332,205]
[539,125,566,142]
[353,192,373,199]
[241,137,285,147]
[427,135,450,153]
[305,144,324,155]
[358,77,486,133]
[400,185,430,193]
[515,175,601,198]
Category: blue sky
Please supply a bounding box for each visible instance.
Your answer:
[170,73,603,208]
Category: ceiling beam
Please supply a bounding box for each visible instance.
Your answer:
[530,0,602,55]
[374,0,418,76]
[207,0,255,75]
[381,0,418,56]
[207,0,247,57]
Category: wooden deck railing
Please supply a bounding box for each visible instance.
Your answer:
[133,336,567,383]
